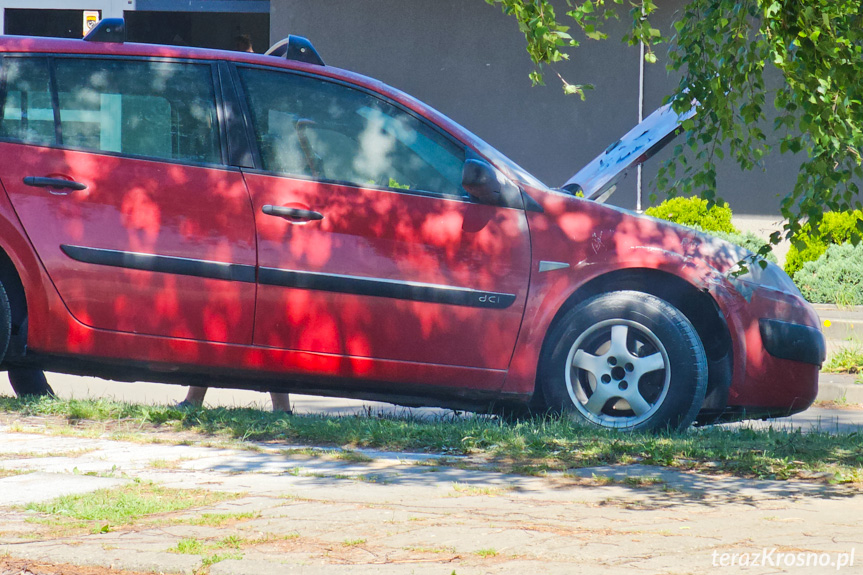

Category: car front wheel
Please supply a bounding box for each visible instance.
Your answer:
[540,291,708,432]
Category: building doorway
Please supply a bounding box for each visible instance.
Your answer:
[125,11,269,52]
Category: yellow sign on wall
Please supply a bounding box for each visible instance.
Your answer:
[83,11,101,37]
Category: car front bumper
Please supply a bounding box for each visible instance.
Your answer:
[723,285,824,415]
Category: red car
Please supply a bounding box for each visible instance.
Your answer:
[0,20,824,431]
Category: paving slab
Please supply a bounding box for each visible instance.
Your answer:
[0,472,127,506]
[0,426,861,575]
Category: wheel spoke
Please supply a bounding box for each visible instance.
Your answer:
[572,349,605,379]
[626,389,652,416]
[609,324,630,357]
[583,383,615,415]
[635,352,665,375]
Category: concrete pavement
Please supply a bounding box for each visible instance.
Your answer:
[1,423,861,575]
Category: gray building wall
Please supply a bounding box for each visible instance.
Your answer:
[271,0,796,215]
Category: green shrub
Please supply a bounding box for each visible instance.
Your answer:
[645,196,738,233]
[784,210,863,276]
[645,197,775,260]
[793,242,863,305]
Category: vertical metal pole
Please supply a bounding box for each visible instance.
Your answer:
[636,38,645,213]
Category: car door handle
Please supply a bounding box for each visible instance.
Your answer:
[262,205,324,221]
[23,177,88,191]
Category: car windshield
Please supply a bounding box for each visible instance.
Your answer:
[469,137,548,191]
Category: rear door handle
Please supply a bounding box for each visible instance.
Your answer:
[262,205,324,221]
[23,177,88,191]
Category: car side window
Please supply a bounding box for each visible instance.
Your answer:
[53,58,220,164]
[238,67,466,197]
[0,57,55,146]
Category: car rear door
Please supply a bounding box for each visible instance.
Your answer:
[234,65,531,372]
[0,55,257,344]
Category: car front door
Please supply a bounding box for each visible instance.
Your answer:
[236,66,531,373]
[0,56,257,344]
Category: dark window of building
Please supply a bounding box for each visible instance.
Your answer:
[4,9,95,39]
[125,11,269,53]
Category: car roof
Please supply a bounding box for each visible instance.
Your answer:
[0,36,461,133]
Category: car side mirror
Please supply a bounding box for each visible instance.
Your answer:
[462,159,502,205]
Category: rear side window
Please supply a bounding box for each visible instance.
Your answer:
[54,59,220,164]
[0,57,54,146]
[0,56,221,166]
[238,67,466,197]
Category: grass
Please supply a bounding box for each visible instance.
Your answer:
[450,483,513,497]
[474,548,498,558]
[0,448,97,460]
[199,553,242,571]
[169,533,300,573]
[187,512,260,527]
[824,343,863,375]
[169,537,244,574]
[1,395,862,484]
[403,545,456,554]
[332,450,375,463]
[171,532,298,555]
[622,475,665,487]
[149,458,193,470]
[0,468,33,478]
[342,538,367,547]
[26,479,238,530]
[279,447,374,463]
[171,535,243,554]
[171,537,208,554]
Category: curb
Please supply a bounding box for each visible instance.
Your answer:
[812,304,863,314]
[816,373,863,404]
[813,305,862,342]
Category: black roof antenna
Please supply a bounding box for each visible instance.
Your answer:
[83,18,126,43]
[265,36,324,66]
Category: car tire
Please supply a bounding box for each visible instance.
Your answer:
[0,282,10,366]
[540,291,708,432]
[8,368,54,398]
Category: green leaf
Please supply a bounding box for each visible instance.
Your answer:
[491,0,863,237]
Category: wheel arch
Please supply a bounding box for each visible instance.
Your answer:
[0,245,29,360]
[537,268,733,419]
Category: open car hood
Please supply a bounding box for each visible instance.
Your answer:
[562,101,695,202]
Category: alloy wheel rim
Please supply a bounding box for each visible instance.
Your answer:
[564,319,671,428]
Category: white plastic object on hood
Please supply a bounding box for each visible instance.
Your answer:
[563,100,696,202]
